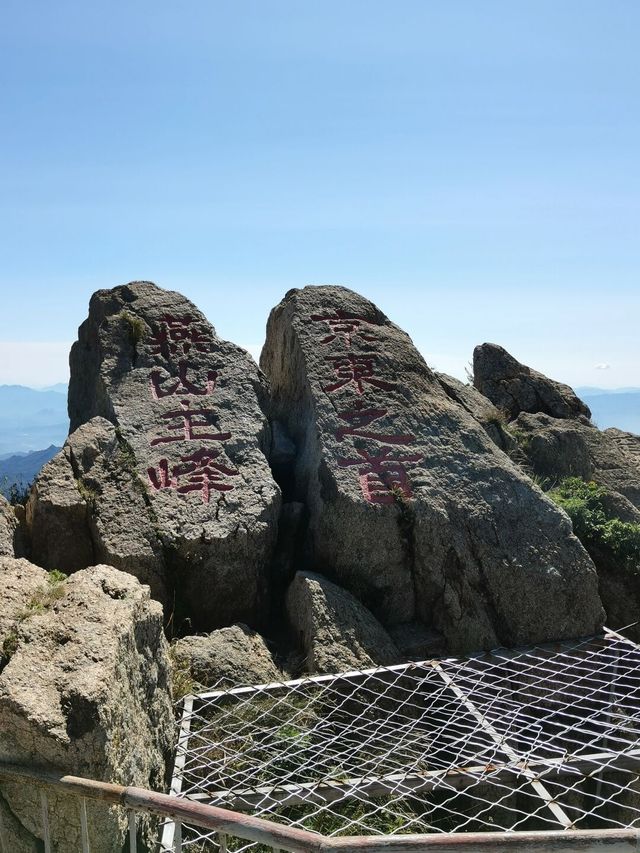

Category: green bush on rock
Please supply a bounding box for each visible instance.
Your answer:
[548,478,640,573]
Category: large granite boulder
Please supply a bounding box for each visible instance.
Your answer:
[60,281,280,630]
[0,560,173,852]
[473,343,592,421]
[27,417,168,603]
[261,286,603,653]
[286,571,401,674]
[172,624,282,689]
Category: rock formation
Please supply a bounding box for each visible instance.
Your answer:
[469,345,640,638]
[474,342,592,421]
[436,372,516,454]
[510,413,640,510]
[261,285,603,652]
[172,624,282,688]
[286,571,401,674]
[0,560,173,852]
[27,417,168,603]
[46,281,282,631]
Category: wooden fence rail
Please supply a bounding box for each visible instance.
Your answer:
[1,762,639,852]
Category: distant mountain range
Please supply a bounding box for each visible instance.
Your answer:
[0,384,69,456]
[0,445,61,499]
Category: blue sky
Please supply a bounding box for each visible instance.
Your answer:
[1,1,638,387]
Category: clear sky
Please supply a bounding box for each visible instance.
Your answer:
[0,1,638,388]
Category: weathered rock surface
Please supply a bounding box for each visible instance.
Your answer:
[0,495,21,557]
[27,417,167,603]
[0,561,173,852]
[262,286,603,652]
[0,557,49,651]
[26,445,94,572]
[605,428,640,475]
[469,350,640,640]
[512,413,640,512]
[474,343,592,421]
[173,624,282,688]
[286,571,401,674]
[436,372,516,453]
[62,281,280,629]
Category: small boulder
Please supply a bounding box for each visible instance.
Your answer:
[27,417,168,603]
[473,343,591,421]
[26,446,95,571]
[286,571,401,674]
[172,624,282,688]
[0,561,173,852]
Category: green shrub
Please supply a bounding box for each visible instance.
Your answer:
[548,478,640,572]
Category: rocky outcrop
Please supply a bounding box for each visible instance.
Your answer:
[511,413,640,511]
[27,417,168,603]
[286,571,401,674]
[52,281,281,630]
[0,561,173,852]
[26,446,94,571]
[0,557,49,654]
[605,429,640,475]
[474,343,592,421]
[261,285,603,653]
[172,624,282,688]
[0,495,21,557]
[468,347,640,640]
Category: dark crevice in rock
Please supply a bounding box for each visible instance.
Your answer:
[393,493,418,623]
[62,691,99,739]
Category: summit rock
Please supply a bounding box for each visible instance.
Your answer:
[260,286,603,653]
[59,281,280,629]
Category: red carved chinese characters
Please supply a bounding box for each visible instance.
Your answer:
[148,448,238,504]
[148,314,211,358]
[338,447,423,505]
[310,310,380,347]
[335,401,414,445]
[144,312,240,503]
[310,303,423,504]
[323,354,396,395]
[150,399,231,446]
[150,361,218,399]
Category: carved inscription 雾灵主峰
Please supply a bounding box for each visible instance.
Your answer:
[143,314,238,504]
[148,448,239,504]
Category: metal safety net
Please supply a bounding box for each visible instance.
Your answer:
[160,628,640,850]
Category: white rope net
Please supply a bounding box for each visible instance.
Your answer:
[161,628,640,850]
